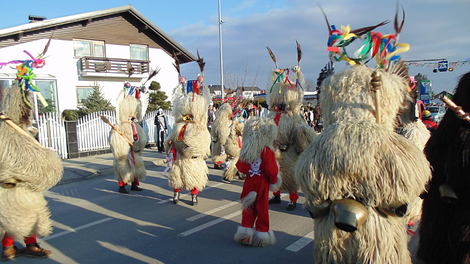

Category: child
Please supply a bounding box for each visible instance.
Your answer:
[234,117,281,247]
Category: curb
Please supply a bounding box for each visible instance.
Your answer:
[58,158,167,186]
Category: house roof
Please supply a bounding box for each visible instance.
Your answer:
[0,5,196,63]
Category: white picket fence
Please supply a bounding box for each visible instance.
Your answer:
[37,112,68,159]
[36,109,174,159]
[77,111,116,152]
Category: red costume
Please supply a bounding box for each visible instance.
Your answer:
[422,118,438,132]
[236,148,278,232]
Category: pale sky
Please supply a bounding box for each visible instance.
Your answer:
[2,0,469,94]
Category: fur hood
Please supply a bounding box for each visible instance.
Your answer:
[239,117,277,163]
[320,65,408,131]
[172,89,211,125]
[118,95,142,123]
[266,70,305,113]
[216,103,233,119]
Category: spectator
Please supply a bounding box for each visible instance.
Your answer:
[422,110,438,133]
[207,102,216,132]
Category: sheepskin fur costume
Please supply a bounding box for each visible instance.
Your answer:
[109,94,147,184]
[223,118,245,181]
[295,65,431,264]
[211,103,233,167]
[266,70,317,194]
[165,89,211,191]
[417,71,470,264]
[0,84,63,239]
[395,87,430,224]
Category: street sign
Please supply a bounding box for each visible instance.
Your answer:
[438,60,449,72]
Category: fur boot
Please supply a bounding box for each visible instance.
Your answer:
[234,226,255,246]
[252,230,276,247]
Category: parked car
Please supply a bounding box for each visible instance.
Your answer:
[427,106,446,124]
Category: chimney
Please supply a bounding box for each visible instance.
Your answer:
[29,15,46,23]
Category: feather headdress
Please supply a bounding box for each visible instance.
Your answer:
[266,42,304,94]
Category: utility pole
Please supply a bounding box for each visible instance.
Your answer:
[218,0,225,99]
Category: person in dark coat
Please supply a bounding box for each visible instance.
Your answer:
[417,71,470,264]
[154,107,167,153]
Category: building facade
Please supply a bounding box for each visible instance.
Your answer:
[0,5,195,115]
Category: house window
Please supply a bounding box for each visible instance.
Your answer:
[74,39,105,57]
[35,80,58,113]
[130,44,148,60]
[76,86,95,104]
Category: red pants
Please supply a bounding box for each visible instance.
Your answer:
[2,233,37,247]
[174,188,198,195]
[241,176,270,232]
[119,179,139,187]
[273,190,299,202]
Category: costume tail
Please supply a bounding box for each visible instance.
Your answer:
[241,191,257,209]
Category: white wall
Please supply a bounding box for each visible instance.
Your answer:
[0,39,180,112]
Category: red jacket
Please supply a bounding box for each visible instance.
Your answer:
[423,119,438,132]
[236,147,279,199]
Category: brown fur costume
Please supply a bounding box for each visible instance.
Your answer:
[109,91,147,186]
[417,71,470,264]
[165,87,211,192]
[266,69,317,197]
[223,117,245,181]
[0,85,63,239]
[295,65,431,264]
[211,103,233,167]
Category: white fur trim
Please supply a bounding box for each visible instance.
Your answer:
[269,174,282,192]
[252,230,276,247]
[241,191,257,210]
[234,226,254,245]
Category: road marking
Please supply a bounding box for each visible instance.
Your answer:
[98,241,164,264]
[285,231,314,252]
[44,217,113,241]
[186,200,240,221]
[179,211,241,237]
[158,182,226,204]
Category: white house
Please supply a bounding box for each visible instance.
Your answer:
[0,5,195,115]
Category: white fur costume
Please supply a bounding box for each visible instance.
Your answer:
[165,86,211,191]
[0,85,63,239]
[295,66,432,263]
[223,117,245,181]
[266,69,317,196]
[109,90,147,185]
[211,103,233,167]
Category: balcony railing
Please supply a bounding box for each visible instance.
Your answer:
[78,57,149,76]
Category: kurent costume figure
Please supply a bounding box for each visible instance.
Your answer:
[0,84,63,260]
[234,117,281,247]
[109,82,149,194]
[154,107,167,153]
[417,72,470,264]
[211,103,232,169]
[165,52,211,206]
[222,110,248,183]
[265,43,317,210]
[295,12,431,264]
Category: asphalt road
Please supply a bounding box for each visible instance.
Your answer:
[11,162,317,264]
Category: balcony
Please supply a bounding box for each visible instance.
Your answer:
[78,57,149,78]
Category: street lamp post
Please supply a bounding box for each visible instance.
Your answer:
[218,0,224,100]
